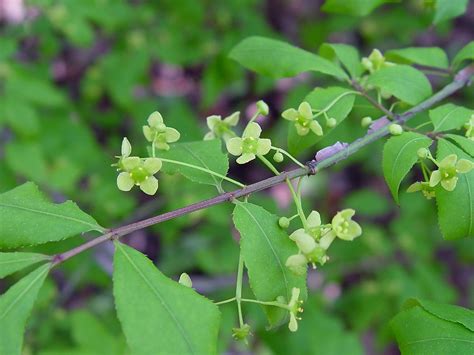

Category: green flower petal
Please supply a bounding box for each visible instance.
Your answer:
[243,122,262,139]
[282,108,298,121]
[456,159,474,173]
[429,170,442,187]
[236,153,255,164]
[143,126,153,142]
[143,158,162,174]
[122,157,141,171]
[288,313,298,332]
[298,101,312,120]
[290,229,316,254]
[340,209,355,219]
[117,172,134,191]
[147,111,164,128]
[203,131,215,140]
[307,211,321,228]
[256,138,272,155]
[407,182,422,192]
[310,120,323,136]
[319,231,336,249]
[139,176,159,195]
[206,115,221,130]
[346,221,362,240]
[223,112,240,126]
[441,176,458,191]
[165,127,180,143]
[226,137,243,156]
[121,137,132,157]
[285,254,307,276]
[439,154,457,169]
[295,124,309,136]
[154,141,170,151]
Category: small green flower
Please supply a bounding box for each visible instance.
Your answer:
[464,115,474,141]
[226,122,272,164]
[429,154,474,191]
[232,324,251,342]
[361,49,395,73]
[287,287,303,332]
[285,254,308,276]
[116,138,162,195]
[143,111,180,151]
[282,101,323,136]
[407,181,436,199]
[203,112,240,142]
[331,209,362,241]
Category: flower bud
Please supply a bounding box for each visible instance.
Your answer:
[278,216,290,229]
[361,116,373,128]
[389,124,403,135]
[417,147,429,159]
[273,152,284,163]
[256,100,269,115]
[326,117,337,128]
[178,273,192,288]
[232,324,251,342]
[285,254,308,276]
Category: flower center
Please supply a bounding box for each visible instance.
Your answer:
[130,166,149,183]
[242,137,258,153]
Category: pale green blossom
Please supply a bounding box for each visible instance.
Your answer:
[282,101,323,136]
[429,154,473,191]
[143,111,180,151]
[226,122,271,164]
[204,112,239,141]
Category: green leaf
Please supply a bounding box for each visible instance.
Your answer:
[229,36,348,80]
[0,252,50,278]
[429,103,473,132]
[233,202,307,327]
[386,47,449,69]
[435,139,473,239]
[0,264,50,354]
[382,132,432,203]
[288,87,356,155]
[452,41,474,68]
[113,242,220,355]
[156,140,229,187]
[367,65,432,105]
[433,0,469,24]
[445,134,474,157]
[319,43,363,78]
[391,299,474,355]
[0,182,103,249]
[321,0,393,16]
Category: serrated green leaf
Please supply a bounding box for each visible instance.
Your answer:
[0,264,50,354]
[233,202,307,327]
[288,87,356,155]
[391,299,474,355]
[319,43,363,78]
[0,182,104,249]
[229,36,348,80]
[155,140,229,187]
[0,252,50,278]
[321,0,392,16]
[452,41,474,68]
[367,65,432,105]
[435,139,473,239]
[445,134,474,157]
[382,132,432,203]
[113,242,220,355]
[429,103,473,132]
[433,0,468,24]
[386,47,449,69]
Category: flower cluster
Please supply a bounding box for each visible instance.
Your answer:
[204,112,240,142]
[282,101,323,137]
[285,209,362,275]
[115,138,162,195]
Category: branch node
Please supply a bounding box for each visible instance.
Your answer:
[306,160,318,175]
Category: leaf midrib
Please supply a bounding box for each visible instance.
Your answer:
[434,106,463,131]
[183,144,220,187]
[116,243,195,354]
[238,204,290,299]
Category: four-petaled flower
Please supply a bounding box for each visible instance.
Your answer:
[204,112,240,142]
[282,101,323,136]
[116,138,163,195]
[406,181,436,199]
[331,209,362,241]
[429,154,473,191]
[226,122,272,164]
[143,111,180,151]
[287,288,303,332]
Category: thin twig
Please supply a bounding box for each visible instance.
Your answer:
[51,64,474,267]
[350,80,395,118]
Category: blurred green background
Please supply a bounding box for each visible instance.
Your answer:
[1,0,473,354]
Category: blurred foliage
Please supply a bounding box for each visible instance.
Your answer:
[0,0,473,353]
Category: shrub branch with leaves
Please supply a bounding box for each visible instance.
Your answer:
[1,36,474,354]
